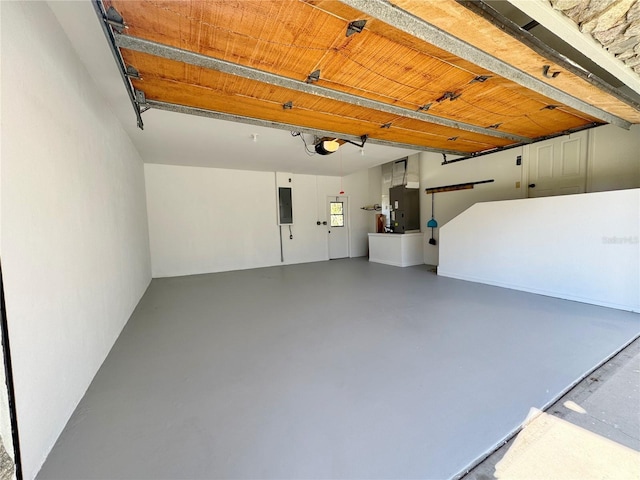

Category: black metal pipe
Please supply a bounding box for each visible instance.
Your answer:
[343,135,368,149]
[425,179,494,193]
[0,262,22,480]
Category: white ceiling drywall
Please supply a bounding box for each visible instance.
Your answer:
[48,1,419,176]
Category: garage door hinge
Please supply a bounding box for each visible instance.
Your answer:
[125,66,141,80]
[104,6,127,34]
[346,20,367,37]
[134,89,150,113]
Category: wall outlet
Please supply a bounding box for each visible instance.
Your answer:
[516,181,521,188]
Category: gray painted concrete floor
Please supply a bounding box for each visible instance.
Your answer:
[463,337,640,480]
[37,258,640,480]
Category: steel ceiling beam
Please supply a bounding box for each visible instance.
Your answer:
[145,100,469,156]
[340,0,632,130]
[113,33,531,143]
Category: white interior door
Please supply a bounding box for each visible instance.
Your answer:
[527,131,587,198]
[328,196,349,259]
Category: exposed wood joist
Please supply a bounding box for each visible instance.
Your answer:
[343,0,633,129]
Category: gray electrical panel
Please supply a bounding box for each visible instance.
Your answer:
[278,187,293,225]
[389,186,419,233]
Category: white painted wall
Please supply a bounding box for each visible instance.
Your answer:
[284,174,328,264]
[439,190,640,312]
[1,3,151,478]
[588,125,640,193]
[145,164,374,277]
[420,124,640,266]
[343,168,372,257]
[0,5,14,470]
[420,149,524,265]
[368,166,383,210]
[145,164,282,277]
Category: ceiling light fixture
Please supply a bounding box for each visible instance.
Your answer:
[292,132,368,156]
[315,139,340,155]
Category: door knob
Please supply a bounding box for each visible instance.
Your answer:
[528,183,536,188]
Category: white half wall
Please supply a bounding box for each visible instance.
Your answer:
[145,164,373,277]
[438,189,640,312]
[420,124,640,266]
[420,149,524,266]
[1,3,152,478]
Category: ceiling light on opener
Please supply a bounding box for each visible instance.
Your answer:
[315,139,340,155]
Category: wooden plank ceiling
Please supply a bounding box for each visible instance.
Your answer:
[102,0,640,156]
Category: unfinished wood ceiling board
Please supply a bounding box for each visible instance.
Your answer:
[126,58,506,153]
[132,78,503,154]
[102,0,616,155]
[123,49,518,150]
[315,1,601,135]
[380,116,513,148]
[342,0,632,127]
[305,0,493,71]
[315,37,601,138]
[104,0,346,82]
[113,15,535,145]
[304,0,604,130]
[388,0,640,124]
[420,88,601,138]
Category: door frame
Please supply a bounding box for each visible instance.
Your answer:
[0,262,22,479]
[521,130,589,199]
[327,195,351,259]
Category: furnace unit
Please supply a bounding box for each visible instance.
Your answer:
[389,186,419,233]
